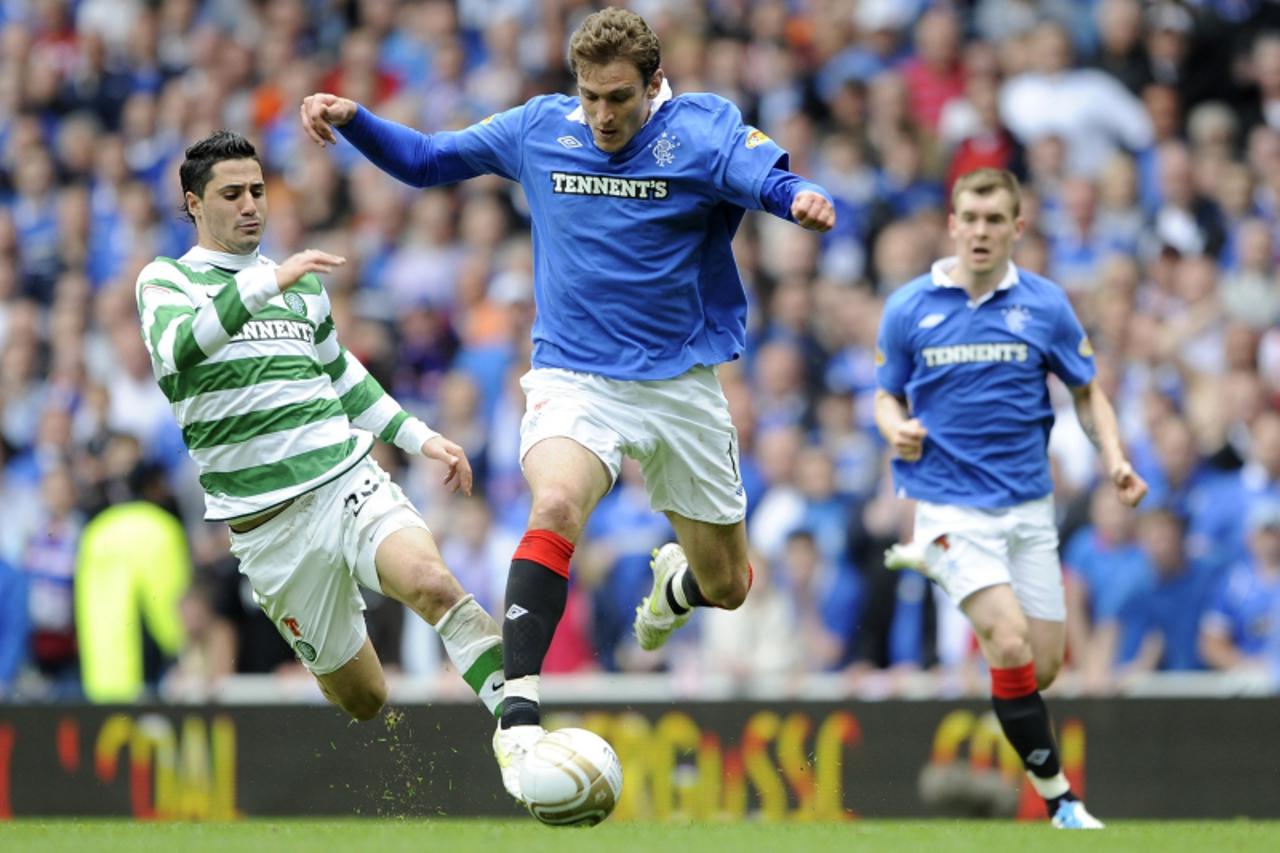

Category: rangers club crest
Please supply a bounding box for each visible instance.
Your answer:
[1003,305,1030,333]
[652,132,679,166]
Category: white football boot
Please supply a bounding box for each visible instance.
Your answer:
[492,724,546,803]
[633,543,693,651]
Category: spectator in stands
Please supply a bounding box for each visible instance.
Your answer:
[1199,500,1280,671]
[1117,509,1217,675]
[1065,488,1149,692]
[75,462,190,702]
[16,461,83,698]
[999,20,1154,178]
[0,553,27,699]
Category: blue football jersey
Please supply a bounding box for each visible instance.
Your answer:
[876,261,1096,508]
[443,92,788,380]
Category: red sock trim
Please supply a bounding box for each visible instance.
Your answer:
[991,662,1037,699]
[513,529,575,579]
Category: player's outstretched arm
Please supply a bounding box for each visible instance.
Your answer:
[299,92,495,189]
[1070,381,1148,507]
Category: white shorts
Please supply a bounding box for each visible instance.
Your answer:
[227,457,427,675]
[913,495,1065,621]
[519,366,746,525]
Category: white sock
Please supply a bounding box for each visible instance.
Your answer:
[435,595,504,716]
[668,568,691,611]
[504,674,540,708]
[1026,770,1070,799]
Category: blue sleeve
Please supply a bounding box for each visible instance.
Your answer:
[703,99,789,210]
[338,104,524,186]
[875,295,913,395]
[759,168,833,222]
[1045,292,1096,387]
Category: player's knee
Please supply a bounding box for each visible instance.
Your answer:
[983,624,1032,668]
[699,569,749,610]
[341,682,387,722]
[528,489,587,540]
[1035,657,1062,690]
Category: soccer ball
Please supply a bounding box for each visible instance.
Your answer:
[519,727,623,827]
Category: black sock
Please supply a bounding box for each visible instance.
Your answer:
[500,559,567,729]
[1046,790,1078,816]
[991,691,1063,779]
[663,569,711,615]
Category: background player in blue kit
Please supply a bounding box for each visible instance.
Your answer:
[298,7,835,802]
[875,168,1147,829]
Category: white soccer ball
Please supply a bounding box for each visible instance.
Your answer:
[519,727,623,827]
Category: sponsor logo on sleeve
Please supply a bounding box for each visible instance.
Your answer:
[1079,335,1094,357]
[745,128,771,149]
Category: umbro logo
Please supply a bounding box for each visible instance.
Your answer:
[918,313,946,329]
[505,604,529,620]
[557,136,582,149]
[1026,748,1051,766]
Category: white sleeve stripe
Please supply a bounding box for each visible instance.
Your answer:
[315,333,342,365]
[192,306,230,355]
[331,357,369,396]
[156,314,186,368]
[352,396,400,432]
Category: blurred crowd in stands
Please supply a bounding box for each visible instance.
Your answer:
[3,0,1280,704]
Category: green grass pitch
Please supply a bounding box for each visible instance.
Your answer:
[2,820,1278,853]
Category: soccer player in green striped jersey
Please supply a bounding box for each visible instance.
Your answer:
[136,131,505,724]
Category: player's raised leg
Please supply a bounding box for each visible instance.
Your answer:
[375,526,505,716]
[634,514,750,651]
[962,584,1102,829]
[495,436,612,799]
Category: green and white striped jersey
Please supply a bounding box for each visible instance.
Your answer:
[135,245,437,521]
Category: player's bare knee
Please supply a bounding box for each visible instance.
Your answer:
[529,490,586,540]
[984,626,1032,668]
[698,570,749,610]
[342,683,387,722]
[1035,658,1062,690]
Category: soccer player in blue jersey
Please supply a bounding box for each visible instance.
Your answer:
[299,7,835,802]
[875,168,1147,829]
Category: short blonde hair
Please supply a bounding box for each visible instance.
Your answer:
[951,168,1022,218]
[568,7,661,83]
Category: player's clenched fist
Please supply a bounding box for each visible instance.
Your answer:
[792,190,836,232]
[275,249,346,291]
[1109,460,1148,508]
[891,418,928,462]
[300,93,358,146]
